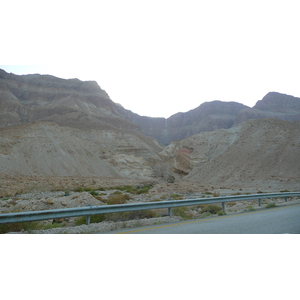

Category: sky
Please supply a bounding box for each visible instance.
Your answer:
[1,0,299,118]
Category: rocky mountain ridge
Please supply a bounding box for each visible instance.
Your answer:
[1,68,300,145]
[118,92,300,144]
[0,68,140,133]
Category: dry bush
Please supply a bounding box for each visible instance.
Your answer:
[103,194,131,205]
[93,196,103,201]
[200,204,222,214]
[172,207,193,219]
[226,202,237,207]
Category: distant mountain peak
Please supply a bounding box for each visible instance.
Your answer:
[254,91,300,112]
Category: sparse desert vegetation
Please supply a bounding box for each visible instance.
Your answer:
[2,183,298,234]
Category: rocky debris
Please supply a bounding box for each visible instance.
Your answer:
[0,192,106,214]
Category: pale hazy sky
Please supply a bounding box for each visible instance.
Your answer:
[1,0,299,118]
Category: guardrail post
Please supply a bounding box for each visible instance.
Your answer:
[86,204,92,225]
[222,202,225,212]
[285,197,288,202]
[258,198,261,206]
[168,199,172,216]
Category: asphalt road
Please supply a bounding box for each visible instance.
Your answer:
[103,204,300,234]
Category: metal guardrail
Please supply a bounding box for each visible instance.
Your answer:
[0,192,299,225]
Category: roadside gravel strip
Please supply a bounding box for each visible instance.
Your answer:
[8,216,183,234]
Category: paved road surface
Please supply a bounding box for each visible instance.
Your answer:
[102,204,300,234]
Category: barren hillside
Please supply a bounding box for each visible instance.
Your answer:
[0,121,164,196]
[158,118,300,190]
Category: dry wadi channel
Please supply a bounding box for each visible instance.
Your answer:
[1,183,299,234]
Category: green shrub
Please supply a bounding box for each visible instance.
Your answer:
[135,185,153,194]
[0,221,41,234]
[75,214,106,226]
[109,185,146,194]
[104,194,130,205]
[42,222,64,230]
[170,194,183,200]
[246,206,255,211]
[280,189,290,192]
[266,203,276,208]
[172,207,193,219]
[90,190,99,196]
[218,211,226,216]
[75,187,84,192]
[200,204,222,214]
[75,209,157,225]
[106,210,157,222]
[112,191,122,195]
[64,191,70,196]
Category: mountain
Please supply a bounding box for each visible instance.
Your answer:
[118,101,248,144]
[157,118,300,190]
[254,92,300,113]
[117,92,300,145]
[1,69,300,145]
[0,68,140,132]
[1,69,300,196]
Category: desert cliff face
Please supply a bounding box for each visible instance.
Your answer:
[0,121,162,177]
